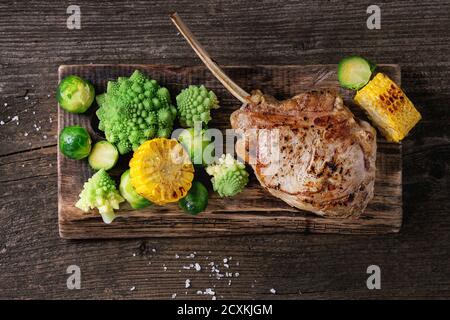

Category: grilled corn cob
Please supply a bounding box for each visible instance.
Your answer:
[354,73,421,142]
[129,138,194,205]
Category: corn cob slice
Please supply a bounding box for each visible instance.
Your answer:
[354,73,421,142]
[129,138,194,205]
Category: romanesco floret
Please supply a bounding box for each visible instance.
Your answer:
[176,85,219,127]
[96,70,177,154]
[206,154,249,197]
[75,169,124,224]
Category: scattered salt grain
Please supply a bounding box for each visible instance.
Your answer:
[185,279,191,288]
[194,263,201,271]
[24,96,29,101]
[204,288,215,296]
[0,121,4,125]
[171,293,177,299]
[175,254,179,259]
[152,248,156,253]
[130,286,136,291]
[4,103,7,107]
[223,258,228,263]
[270,288,276,294]
[212,296,217,300]
[234,272,240,277]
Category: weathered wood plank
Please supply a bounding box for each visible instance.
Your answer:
[58,64,402,238]
[0,0,449,299]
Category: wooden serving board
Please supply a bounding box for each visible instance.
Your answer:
[58,64,402,239]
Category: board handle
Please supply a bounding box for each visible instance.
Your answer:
[170,12,250,104]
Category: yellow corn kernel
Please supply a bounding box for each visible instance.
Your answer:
[129,138,194,205]
[354,73,421,142]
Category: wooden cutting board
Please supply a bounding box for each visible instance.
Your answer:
[58,64,402,239]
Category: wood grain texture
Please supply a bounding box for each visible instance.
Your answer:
[0,0,449,299]
[58,64,402,238]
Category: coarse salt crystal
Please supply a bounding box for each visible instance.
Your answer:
[185,279,191,288]
[270,288,276,294]
[130,286,136,291]
[171,293,177,299]
[194,263,201,271]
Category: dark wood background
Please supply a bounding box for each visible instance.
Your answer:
[0,0,449,299]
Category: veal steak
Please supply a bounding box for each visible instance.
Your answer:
[230,90,377,218]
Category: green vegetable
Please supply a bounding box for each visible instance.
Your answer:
[59,125,92,160]
[176,85,219,127]
[96,70,177,154]
[75,169,124,224]
[178,181,208,215]
[338,56,376,90]
[178,127,214,165]
[88,141,119,171]
[206,154,249,197]
[57,75,95,113]
[119,169,152,209]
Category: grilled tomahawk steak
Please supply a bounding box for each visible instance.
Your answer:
[230,90,377,218]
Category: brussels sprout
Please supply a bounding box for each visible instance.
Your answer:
[178,128,214,165]
[59,126,92,160]
[57,75,95,113]
[338,56,376,90]
[119,169,152,209]
[178,181,209,215]
[88,141,119,171]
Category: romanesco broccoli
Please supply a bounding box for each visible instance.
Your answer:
[75,169,124,224]
[206,154,249,197]
[176,85,219,127]
[96,70,177,154]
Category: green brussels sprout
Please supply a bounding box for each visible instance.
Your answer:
[119,169,152,209]
[57,75,95,113]
[178,128,214,165]
[59,125,92,160]
[178,181,209,215]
